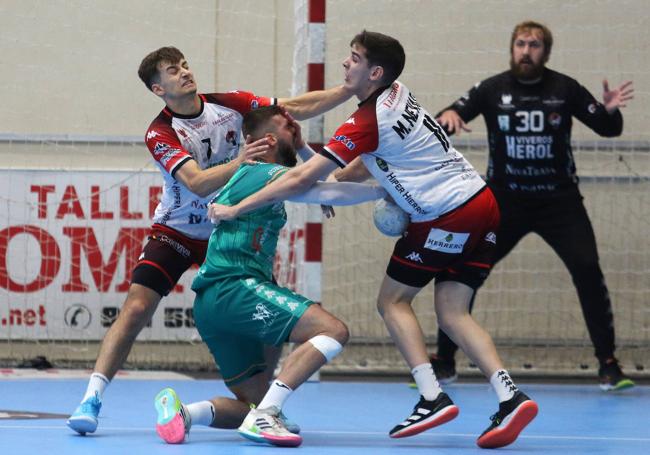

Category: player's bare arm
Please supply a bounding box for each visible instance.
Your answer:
[602,79,634,114]
[174,137,270,197]
[208,154,338,221]
[435,109,471,135]
[278,85,353,120]
[331,157,372,183]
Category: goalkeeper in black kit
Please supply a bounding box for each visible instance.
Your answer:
[433,20,635,391]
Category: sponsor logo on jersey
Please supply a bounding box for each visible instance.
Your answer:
[405,251,423,263]
[548,112,562,129]
[498,115,510,131]
[345,117,356,125]
[485,231,496,244]
[225,130,237,146]
[424,228,469,253]
[333,135,356,150]
[160,150,179,167]
[499,93,514,109]
[153,142,171,156]
[542,97,565,106]
[382,82,400,108]
[376,157,389,172]
[146,130,159,140]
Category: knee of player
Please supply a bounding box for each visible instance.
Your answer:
[435,309,463,335]
[319,318,349,346]
[375,295,396,318]
[309,332,345,363]
[332,319,350,345]
[120,296,156,325]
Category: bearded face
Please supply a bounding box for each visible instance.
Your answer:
[276,138,298,168]
[510,31,547,81]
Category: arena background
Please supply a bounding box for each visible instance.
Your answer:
[1,0,648,378]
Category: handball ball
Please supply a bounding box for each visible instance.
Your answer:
[373,198,409,237]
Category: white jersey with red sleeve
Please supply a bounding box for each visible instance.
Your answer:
[322,81,485,222]
[145,91,274,239]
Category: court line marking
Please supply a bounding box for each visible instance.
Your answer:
[0,425,647,442]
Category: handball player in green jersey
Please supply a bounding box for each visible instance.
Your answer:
[154,105,386,447]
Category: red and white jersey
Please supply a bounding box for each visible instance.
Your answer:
[322,81,485,222]
[145,91,274,239]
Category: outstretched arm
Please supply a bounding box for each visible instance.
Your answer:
[289,181,386,205]
[208,153,338,222]
[278,85,353,120]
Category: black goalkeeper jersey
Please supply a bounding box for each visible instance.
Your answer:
[441,68,623,196]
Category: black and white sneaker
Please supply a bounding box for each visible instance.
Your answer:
[476,391,538,448]
[389,393,459,438]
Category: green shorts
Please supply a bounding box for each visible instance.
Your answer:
[193,276,314,385]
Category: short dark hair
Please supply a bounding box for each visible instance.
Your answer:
[350,30,405,84]
[242,105,284,139]
[138,46,185,91]
[510,21,553,60]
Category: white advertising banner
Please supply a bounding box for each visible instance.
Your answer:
[0,169,199,341]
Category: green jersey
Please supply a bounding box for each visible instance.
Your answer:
[192,162,288,290]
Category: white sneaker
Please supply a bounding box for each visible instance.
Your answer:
[278,410,301,434]
[238,405,302,447]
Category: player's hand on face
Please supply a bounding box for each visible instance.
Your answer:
[239,135,271,164]
[321,204,335,218]
[436,110,471,136]
[602,79,634,113]
[208,202,238,224]
[280,106,305,150]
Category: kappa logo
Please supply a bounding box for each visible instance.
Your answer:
[405,251,423,263]
[177,128,188,139]
[345,117,356,125]
[146,130,159,141]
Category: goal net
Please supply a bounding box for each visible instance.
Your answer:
[1,0,648,379]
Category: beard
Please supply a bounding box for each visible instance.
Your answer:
[277,140,298,168]
[510,56,545,81]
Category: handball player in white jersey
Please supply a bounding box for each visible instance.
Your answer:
[207,31,538,449]
[67,46,352,435]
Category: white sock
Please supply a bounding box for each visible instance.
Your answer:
[187,401,215,427]
[411,363,442,401]
[82,372,110,402]
[258,380,293,410]
[490,369,518,402]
